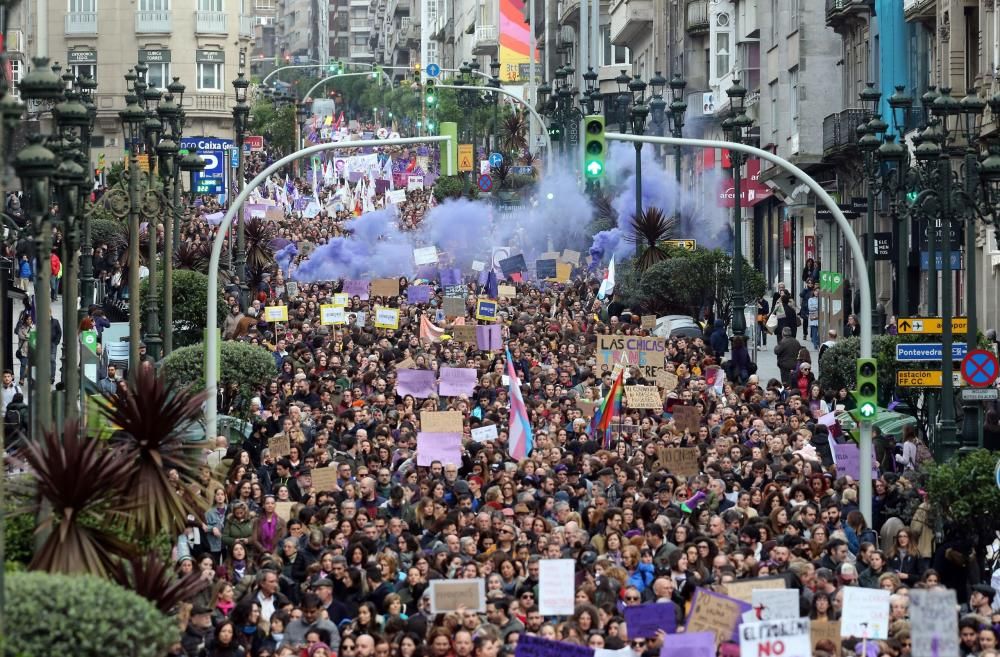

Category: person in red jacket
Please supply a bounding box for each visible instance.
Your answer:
[49,249,62,302]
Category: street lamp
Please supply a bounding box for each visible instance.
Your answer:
[669,73,688,185]
[490,58,501,152]
[120,69,149,372]
[232,69,251,309]
[648,71,667,159]
[629,75,648,259]
[615,69,631,134]
[725,79,752,338]
[77,74,99,323]
[857,82,887,334]
[583,67,599,115]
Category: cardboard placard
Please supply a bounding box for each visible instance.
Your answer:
[740,619,810,657]
[395,357,417,369]
[413,246,439,265]
[560,249,581,265]
[840,588,889,639]
[471,260,486,272]
[576,400,597,419]
[641,315,657,329]
[371,278,400,298]
[498,253,527,277]
[809,620,841,657]
[443,297,466,318]
[660,632,715,657]
[655,447,701,477]
[471,424,499,442]
[515,636,593,657]
[535,259,557,279]
[452,325,478,344]
[439,367,478,396]
[538,559,576,616]
[684,588,752,646]
[332,292,349,306]
[374,307,400,329]
[343,279,369,300]
[263,305,288,322]
[420,410,464,433]
[625,385,662,409]
[268,435,291,458]
[443,284,467,298]
[311,466,339,492]
[285,281,299,298]
[407,285,432,304]
[396,369,438,398]
[750,588,800,621]
[596,335,666,379]
[498,284,517,298]
[910,590,957,657]
[475,299,498,322]
[320,304,347,325]
[624,602,677,637]
[553,262,571,283]
[274,501,294,521]
[722,576,786,604]
[671,405,701,433]
[656,370,679,391]
[427,578,486,614]
[416,432,462,466]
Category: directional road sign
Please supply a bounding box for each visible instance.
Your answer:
[660,239,697,251]
[961,349,1000,388]
[458,144,474,172]
[426,63,441,78]
[896,370,962,387]
[962,387,999,402]
[897,317,968,334]
[895,343,968,362]
[477,174,493,192]
[489,152,503,167]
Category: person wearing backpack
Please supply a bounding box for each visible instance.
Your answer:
[4,392,28,446]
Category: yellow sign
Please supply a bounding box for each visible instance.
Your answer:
[897,317,968,334]
[263,305,288,322]
[458,144,474,172]
[660,239,697,251]
[896,370,962,387]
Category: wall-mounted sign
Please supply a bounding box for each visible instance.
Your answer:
[67,49,97,64]
[138,49,171,63]
[196,50,225,64]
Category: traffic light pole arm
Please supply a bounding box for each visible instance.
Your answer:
[302,72,393,105]
[261,63,327,87]
[433,84,552,154]
[205,136,455,442]
[607,131,876,525]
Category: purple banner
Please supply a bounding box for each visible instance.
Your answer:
[440,268,462,286]
[515,636,593,657]
[658,632,715,657]
[406,285,432,304]
[343,279,369,300]
[829,438,879,480]
[439,367,478,397]
[625,602,677,637]
[396,369,437,398]
[416,432,462,466]
[476,325,502,351]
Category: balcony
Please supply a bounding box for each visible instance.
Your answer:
[558,0,580,25]
[609,0,653,47]
[65,12,97,35]
[190,93,233,112]
[825,0,871,32]
[350,44,374,59]
[685,0,709,35]
[135,10,171,33]
[472,24,498,56]
[195,11,228,34]
[350,17,369,31]
[240,14,253,37]
[822,108,867,158]
[903,0,935,22]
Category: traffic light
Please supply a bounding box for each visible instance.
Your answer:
[328,58,336,75]
[855,358,878,419]
[426,80,437,107]
[583,114,606,180]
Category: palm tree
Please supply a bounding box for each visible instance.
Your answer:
[501,111,529,156]
[174,241,209,273]
[113,552,209,614]
[625,206,678,273]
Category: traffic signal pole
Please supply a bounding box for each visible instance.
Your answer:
[433,84,553,154]
[607,131,876,525]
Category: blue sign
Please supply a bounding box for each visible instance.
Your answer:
[920,251,963,271]
[489,152,503,167]
[180,137,233,197]
[478,174,493,192]
[230,148,240,168]
[895,343,968,362]
[511,166,533,175]
[426,63,441,78]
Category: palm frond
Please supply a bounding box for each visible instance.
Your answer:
[244,216,276,271]
[17,422,135,576]
[174,241,209,273]
[112,551,209,614]
[501,111,530,155]
[102,366,207,537]
[625,206,678,272]
[118,220,150,268]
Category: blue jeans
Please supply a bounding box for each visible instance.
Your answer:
[810,325,819,349]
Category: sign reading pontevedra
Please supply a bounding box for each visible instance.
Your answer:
[895,342,968,362]
[180,137,233,196]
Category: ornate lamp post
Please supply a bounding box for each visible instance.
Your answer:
[669,74,688,185]
[724,79,752,338]
[490,58,501,152]
[857,82,888,334]
[135,66,166,363]
[629,75,648,259]
[232,70,251,309]
[119,69,149,371]
[77,74,98,322]
[614,69,631,134]
[647,71,667,159]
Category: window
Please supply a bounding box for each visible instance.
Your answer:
[71,63,96,83]
[789,0,799,33]
[197,62,222,90]
[769,80,777,134]
[769,0,778,44]
[600,26,630,66]
[69,0,95,11]
[254,0,274,8]
[145,62,170,89]
[254,15,274,24]
[139,0,168,10]
[715,31,730,78]
[789,66,799,133]
[10,58,22,98]
[198,0,222,11]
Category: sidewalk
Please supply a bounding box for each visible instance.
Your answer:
[749,327,820,384]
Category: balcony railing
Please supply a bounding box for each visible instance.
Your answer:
[240,14,253,36]
[350,17,369,30]
[65,11,97,35]
[136,10,172,33]
[190,93,235,112]
[822,108,868,154]
[350,44,374,58]
[195,10,228,34]
[685,0,709,35]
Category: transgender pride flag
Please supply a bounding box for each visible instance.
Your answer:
[506,348,534,460]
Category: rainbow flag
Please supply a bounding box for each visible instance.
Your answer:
[506,348,534,459]
[593,368,624,449]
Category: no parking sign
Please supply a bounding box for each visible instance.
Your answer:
[961,349,999,388]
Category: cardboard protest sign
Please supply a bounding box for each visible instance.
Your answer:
[739,619,810,657]
[624,602,677,637]
[515,636,593,657]
[475,299,498,322]
[371,278,400,298]
[268,435,290,458]
[498,253,527,277]
[659,632,715,657]
[476,325,502,351]
[285,281,299,298]
[440,268,463,287]
[416,432,462,466]
[471,260,486,272]
[453,325,478,344]
[443,297,466,318]
[387,188,407,204]
[723,576,786,604]
[840,588,889,639]
[396,369,437,398]
[809,620,841,657]
[554,262,571,283]
[656,370,679,391]
[274,501,294,521]
[685,588,752,645]
[374,307,400,329]
[439,367,478,396]
[420,410,464,433]
[332,292,349,306]
[538,559,576,616]
[444,284,467,298]
[560,249,581,265]
[413,246,438,265]
[597,335,666,379]
[625,385,662,409]
[264,305,288,322]
[641,315,657,329]
[320,305,347,325]
[535,259,557,279]
[343,279,369,299]
[576,400,597,419]
[828,437,879,480]
[671,405,701,433]
[750,589,801,621]
[427,579,486,614]
[395,357,416,369]
[310,466,339,492]
[540,251,561,261]
[407,285,432,304]
[471,424,499,442]
[655,447,701,477]
[909,590,958,657]
[498,284,517,298]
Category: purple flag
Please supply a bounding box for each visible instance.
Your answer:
[624,602,677,637]
[395,369,437,398]
[407,285,432,304]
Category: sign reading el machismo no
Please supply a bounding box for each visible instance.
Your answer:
[597,335,666,379]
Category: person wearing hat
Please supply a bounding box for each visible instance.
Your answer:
[182,603,216,656]
[963,584,997,616]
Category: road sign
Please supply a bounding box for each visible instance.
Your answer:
[962,387,999,402]
[489,152,503,167]
[897,317,968,334]
[511,166,533,175]
[920,251,963,270]
[896,370,962,387]
[458,144,474,172]
[230,148,240,168]
[819,270,844,293]
[181,137,232,196]
[961,349,1000,388]
[245,135,264,151]
[660,239,697,251]
[895,343,968,362]
[477,174,493,192]
[426,63,441,78]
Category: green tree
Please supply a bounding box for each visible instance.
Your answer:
[250,101,296,153]
[140,269,227,348]
[925,448,1000,550]
[818,333,939,405]
[5,572,178,657]
[162,340,278,403]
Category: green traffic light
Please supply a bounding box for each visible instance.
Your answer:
[585,161,603,176]
[859,402,877,418]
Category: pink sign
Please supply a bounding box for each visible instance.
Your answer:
[416,432,462,466]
